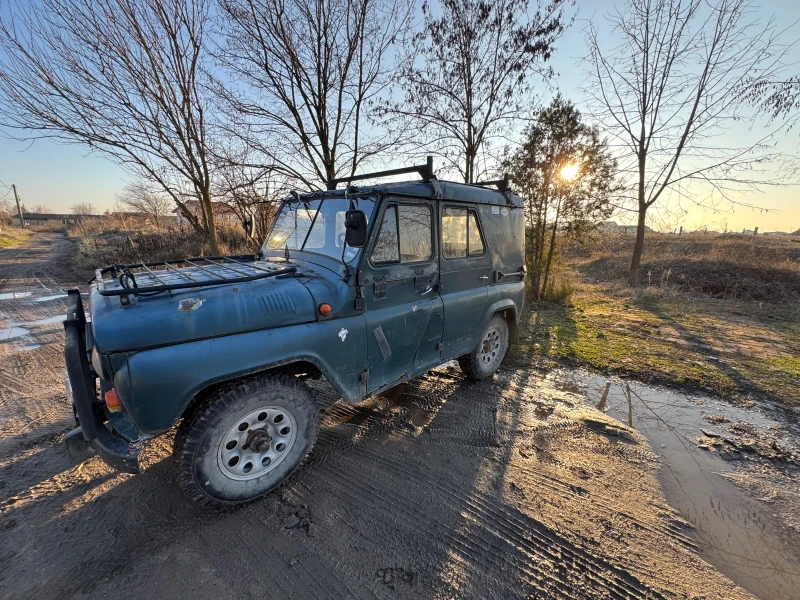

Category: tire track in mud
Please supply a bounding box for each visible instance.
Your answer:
[280,375,682,599]
[0,233,76,451]
[321,443,668,600]
[311,373,697,559]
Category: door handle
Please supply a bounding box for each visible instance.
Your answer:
[420,285,433,295]
[478,276,489,280]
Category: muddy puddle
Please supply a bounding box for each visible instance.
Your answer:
[34,293,67,303]
[551,369,800,600]
[0,326,31,341]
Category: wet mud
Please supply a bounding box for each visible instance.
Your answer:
[552,370,800,600]
[0,232,796,599]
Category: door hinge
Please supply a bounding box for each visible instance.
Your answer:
[374,280,387,299]
[437,341,444,352]
[355,297,365,310]
[359,369,369,394]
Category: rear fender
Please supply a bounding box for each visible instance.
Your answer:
[470,282,524,348]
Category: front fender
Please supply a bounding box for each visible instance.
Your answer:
[116,316,367,435]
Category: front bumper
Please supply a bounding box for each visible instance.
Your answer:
[63,289,140,474]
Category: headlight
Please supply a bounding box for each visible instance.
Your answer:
[91,347,105,379]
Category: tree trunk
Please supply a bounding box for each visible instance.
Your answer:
[628,202,647,286]
[200,189,220,255]
[540,200,561,298]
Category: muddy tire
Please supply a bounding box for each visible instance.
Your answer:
[458,314,509,381]
[174,374,318,507]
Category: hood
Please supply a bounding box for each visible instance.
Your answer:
[90,272,317,353]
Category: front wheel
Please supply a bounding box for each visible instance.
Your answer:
[457,314,509,381]
[174,374,318,507]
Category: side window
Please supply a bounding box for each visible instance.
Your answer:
[442,207,485,258]
[399,205,432,262]
[372,206,400,263]
[371,203,433,264]
[469,211,485,255]
[442,207,467,258]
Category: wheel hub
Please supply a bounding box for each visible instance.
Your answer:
[217,406,298,481]
[479,328,501,366]
[245,428,272,453]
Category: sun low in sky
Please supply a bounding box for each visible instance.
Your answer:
[560,163,580,181]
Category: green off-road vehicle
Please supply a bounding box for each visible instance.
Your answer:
[64,158,526,505]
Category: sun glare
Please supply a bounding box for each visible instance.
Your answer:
[560,163,579,181]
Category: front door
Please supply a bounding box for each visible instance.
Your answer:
[439,205,492,358]
[358,197,443,393]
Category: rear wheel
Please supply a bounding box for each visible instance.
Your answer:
[457,314,509,381]
[174,374,318,507]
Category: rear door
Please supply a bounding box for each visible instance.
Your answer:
[439,205,492,358]
[358,196,443,393]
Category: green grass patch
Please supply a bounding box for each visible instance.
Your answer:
[0,227,32,248]
[517,284,799,408]
[768,356,800,378]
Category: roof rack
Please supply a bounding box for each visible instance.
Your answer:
[327,156,436,190]
[95,255,296,306]
[472,174,510,192]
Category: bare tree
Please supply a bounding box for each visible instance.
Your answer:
[384,0,570,183]
[70,202,96,215]
[741,76,800,130]
[215,0,413,189]
[31,205,52,214]
[585,0,791,285]
[0,0,222,253]
[117,181,174,226]
[213,155,287,245]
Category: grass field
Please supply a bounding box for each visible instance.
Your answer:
[0,226,32,248]
[512,233,800,410]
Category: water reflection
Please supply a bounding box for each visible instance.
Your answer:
[0,292,33,300]
[554,371,800,600]
[0,326,30,341]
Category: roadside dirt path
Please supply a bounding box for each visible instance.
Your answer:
[0,232,754,599]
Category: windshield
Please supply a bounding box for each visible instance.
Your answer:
[265,197,376,262]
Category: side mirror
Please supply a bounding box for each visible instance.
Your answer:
[344,210,368,248]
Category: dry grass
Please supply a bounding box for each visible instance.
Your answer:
[568,232,800,304]
[0,226,33,248]
[68,217,254,278]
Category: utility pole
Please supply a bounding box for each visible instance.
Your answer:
[12,184,24,228]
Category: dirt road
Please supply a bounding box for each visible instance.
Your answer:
[0,232,759,599]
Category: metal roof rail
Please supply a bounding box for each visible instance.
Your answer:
[472,174,511,192]
[327,156,436,190]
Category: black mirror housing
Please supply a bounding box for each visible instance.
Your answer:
[344,210,368,247]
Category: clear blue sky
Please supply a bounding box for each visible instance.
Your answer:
[0,0,797,231]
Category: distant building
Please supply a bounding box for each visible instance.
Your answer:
[597,220,652,234]
[21,212,103,225]
[174,201,239,228]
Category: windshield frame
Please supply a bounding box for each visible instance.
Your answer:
[262,195,377,265]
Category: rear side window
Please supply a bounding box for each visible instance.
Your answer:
[442,207,485,258]
[372,204,433,264]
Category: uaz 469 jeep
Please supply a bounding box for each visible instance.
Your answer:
[64,158,525,505]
